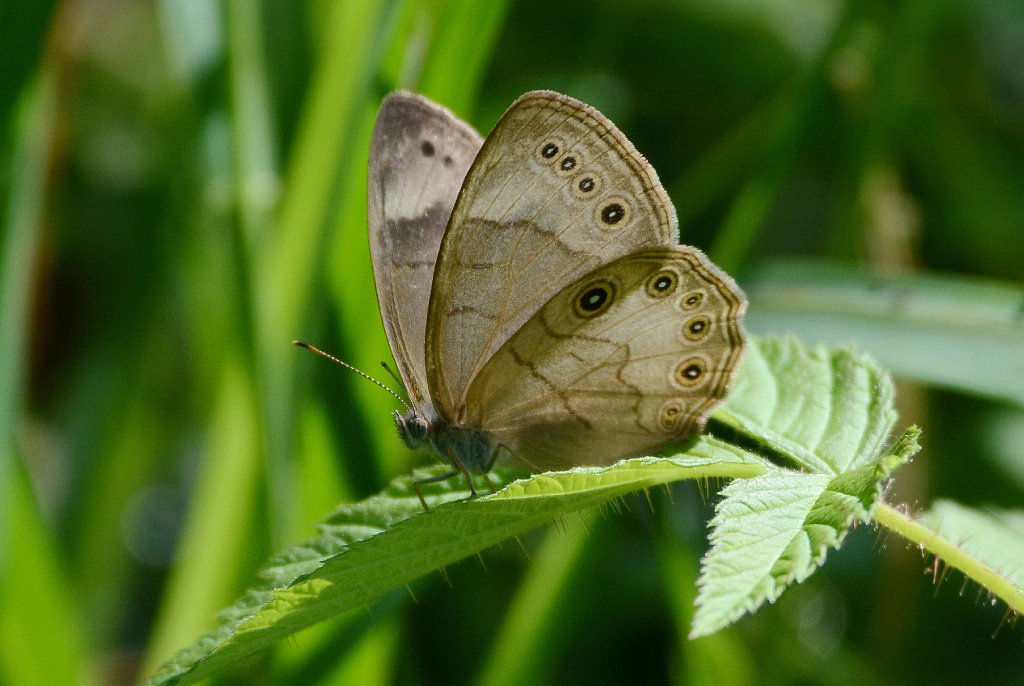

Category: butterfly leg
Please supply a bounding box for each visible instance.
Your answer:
[480,471,496,494]
[413,469,460,511]
[448,449,478,497]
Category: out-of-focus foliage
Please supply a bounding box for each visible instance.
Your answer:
[1,1,1021,685]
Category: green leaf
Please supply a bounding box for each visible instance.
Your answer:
[144,442,766,686]
[145,335,907,684]
[1,466,92,686]
[691,340,917,637]
[716,335,897,474]
[874,500,1024,615]
[690,454,907,638]
[691,471,832,638]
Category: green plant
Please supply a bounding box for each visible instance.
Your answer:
[142,335,1019,685]
[2,2,1022,685]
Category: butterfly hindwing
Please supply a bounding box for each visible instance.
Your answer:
[460,248,747,471]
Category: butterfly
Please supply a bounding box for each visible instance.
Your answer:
[366,90,746,493]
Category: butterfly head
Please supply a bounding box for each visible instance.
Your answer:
[394,410,430,450]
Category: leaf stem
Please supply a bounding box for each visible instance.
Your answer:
[873,502,1024,615]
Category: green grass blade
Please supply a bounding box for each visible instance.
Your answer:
[141,359,263,675]
[0,72,54,567]
[659,540,755,686]
[0,466,92,686]
[416,0,511,113]
[226,0,278,247]
[744,261,1024,405]
[474,515,594,686]
[256,0,391,544]
[0,1,57,131]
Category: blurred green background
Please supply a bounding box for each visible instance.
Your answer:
[2,1,1022,684]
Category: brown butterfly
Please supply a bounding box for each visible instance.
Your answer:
[365,90,746,493]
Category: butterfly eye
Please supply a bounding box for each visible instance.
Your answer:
[681,290,705,310]
[573,280,616,318]
[674,357,707,387]
[595,197,632,228]
[646,270,678,298]
[683,314,712,341]
[410,417,429,439]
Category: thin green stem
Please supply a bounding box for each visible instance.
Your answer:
[873,502,1024,615]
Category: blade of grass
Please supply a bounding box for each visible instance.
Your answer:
[675,5,847,270]
[141,2,275,674]
[0,0,57,131]
[743,261,1024,405]
[255,0,390,544]
[273,616,402,686]
[823,1,939,256]
[0,465,92,686]
[141,358,263,675]
[69,339,191,644]
[226,0,278,247]
[416,0,511,114]
[658,534,754,686]
[326,0,513,482]
[0,70,53,562]
[474,514,594,686]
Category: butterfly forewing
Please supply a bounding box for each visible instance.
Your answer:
[426,91,679,421]
[368,92,483,411]
[460,248,747,472]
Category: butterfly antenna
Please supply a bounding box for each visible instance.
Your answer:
[380,361,406,392]
[292,340,412,413]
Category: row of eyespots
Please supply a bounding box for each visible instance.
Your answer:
[536,139,633,229]
[642,270,715,390]
[649,268,713,387]
[574,271,715,343]
[645,270,707,309]
[644,272,713,342]
[570,270,715,396]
